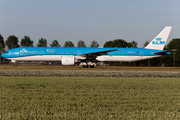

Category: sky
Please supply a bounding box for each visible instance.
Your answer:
[0,0,180,47]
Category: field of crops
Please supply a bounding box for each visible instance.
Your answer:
[1,69,180,77]
[1,65,180,71]
[1,76,180,119]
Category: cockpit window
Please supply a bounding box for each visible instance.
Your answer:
[5,51,8,53]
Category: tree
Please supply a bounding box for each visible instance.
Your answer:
[0,34,5,53]
[20,36,33,47]
[50,40,60,47]
[0,34,5,65]
[63,41,74,47]
[90,40,99,47]
[143,41,149,48]
[103,39,128,47]
[77,40,86,47]
[128,40,138,48]
[6,35,20,49]
[166,38,180,66]
[36,38,47,47]
[103,41,112,47]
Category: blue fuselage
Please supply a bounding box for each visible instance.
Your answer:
[2,47,165,57]
[1,47,170,63]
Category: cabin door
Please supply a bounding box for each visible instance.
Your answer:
[140,51,144,57]
[15,50,19,57]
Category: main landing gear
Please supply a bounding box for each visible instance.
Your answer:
[81,62,95,68]
[83,65,95,68]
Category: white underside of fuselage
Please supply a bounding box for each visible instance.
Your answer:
[96,55,159,62]
[6,55,160,62]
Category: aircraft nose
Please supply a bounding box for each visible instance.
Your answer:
[1,53,7,58]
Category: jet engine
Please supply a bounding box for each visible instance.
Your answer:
[61,56,75,65]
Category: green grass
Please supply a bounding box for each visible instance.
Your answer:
[1,77,180,119]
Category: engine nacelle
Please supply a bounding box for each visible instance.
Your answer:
[61,56,75,65]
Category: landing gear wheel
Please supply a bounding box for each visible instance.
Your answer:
[91,65,95,68]
[14,64,17,68]
[82,63,95,68]
[83,65,87,68]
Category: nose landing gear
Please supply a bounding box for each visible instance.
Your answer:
[11,60,17,68]
[14,64,17,68]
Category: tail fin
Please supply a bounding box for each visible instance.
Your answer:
[145,26,172,50]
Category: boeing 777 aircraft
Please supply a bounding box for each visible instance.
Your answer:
[1,26,172,68]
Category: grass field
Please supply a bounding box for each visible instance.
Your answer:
[1,65,180,71]
[1,77,180,119]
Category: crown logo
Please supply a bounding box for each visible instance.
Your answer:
[20,49,27,53]
[156,37,162,41]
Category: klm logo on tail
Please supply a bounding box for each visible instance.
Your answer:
[152,37,165,45]
[156,37,162,41]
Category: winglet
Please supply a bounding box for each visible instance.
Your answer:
[145,26,172,50]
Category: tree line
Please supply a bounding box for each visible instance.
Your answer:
[0,35,100,50]
[0,34,180,66]
[0,35,139,49]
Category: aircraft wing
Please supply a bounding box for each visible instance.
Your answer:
[77,49,119,59]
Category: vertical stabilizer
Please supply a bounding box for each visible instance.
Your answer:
[145,26,172,50]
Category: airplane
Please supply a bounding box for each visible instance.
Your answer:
[1,26,172,68]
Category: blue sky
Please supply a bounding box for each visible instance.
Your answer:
[0,0,180,47]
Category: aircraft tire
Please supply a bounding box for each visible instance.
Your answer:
[83,65,87,68]
[90,65,94,68]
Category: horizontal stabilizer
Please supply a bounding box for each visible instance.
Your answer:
[154,49,177,55]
